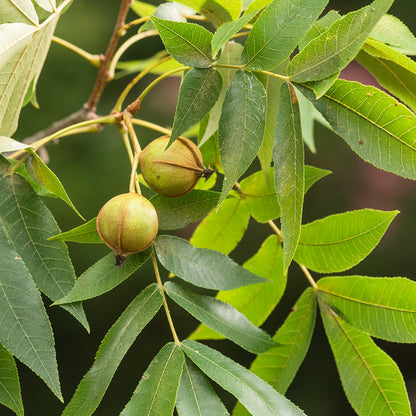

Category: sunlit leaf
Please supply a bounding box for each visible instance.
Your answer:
[319,300,411,416]
[120,343,184,416]
[48,217,102,244]
[0,0,38,25]
[62,284,163,416]
[182,340,306,416]
[155,235,267,290]
[0,136,30,153]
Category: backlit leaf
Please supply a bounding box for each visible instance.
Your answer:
[296,80,416,180]
[62,284,163,416]
[48,217,102,244]
[0,0,38,24]
[182,340,306,416]
[155,235,267,290]
[0,136,30,153]
[242,0,328,70]
[166,282,275,354]
[295,209,398,273]
[120,343,184,416]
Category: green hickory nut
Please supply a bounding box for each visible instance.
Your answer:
[139,135,214,197]
[96,193,158,266]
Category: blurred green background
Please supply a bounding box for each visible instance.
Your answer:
[7,0,416,415]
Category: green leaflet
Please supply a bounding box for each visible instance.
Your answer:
[295,80,416,180]
[48,217,102,244]
[54,248,152,304]
[170,68,222,144]
[151,190,220,230]
[25,149,84,219]
[0,136,30,152]
[233,289,316,416]
[0,343,23,416]
[190,197,250,255]
[218,69,266,204]
[190,235,285,341]
[165,282,276,354]
[151,17,213,67]
[120,343,184,416]
[294,209,398,273]
[273,83,304,273]
[173,0,236,25]
[176,357,229,416]
[0,173,88,330]
[61,284,163,416]
[0,221,62,400]
[318,276,416,343]
[288,0,394,82]
[357,39,416,112]
[370,14,416,55]
[182,340,306,416]
[155,235,267,291]
[242,0,328,70]
[319,300,411,416]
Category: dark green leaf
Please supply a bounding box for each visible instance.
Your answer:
[54,248,152,304]
[212,12,256,57]
[0,222,62,400]
[120,342,184,416]
[151,190,220,230]
[48,217,102,244]
[296,80,416,180]
[62,284,163,416]
[357,39,416,112]
[273,83,304,273]
[242,0,328,70]
[0,343,23,416]
[182,340,306,416]
[190,197,250,254]
[233,289,316,416]
[155,235,267,290]
[171,68,222,143]
[319,299,411,416]
[25,149,84,219]
[219,70,266,203]
[166,282,275,354]
[190,235,285,340]
[176,357,229,416]
[151,17,213,67]
[318,276,416,343]
[294,209,398,273]
[370,14,416,55]
[288,0,394,82]
[0,174,88,330]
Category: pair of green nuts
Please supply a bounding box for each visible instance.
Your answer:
[97,135,212,264]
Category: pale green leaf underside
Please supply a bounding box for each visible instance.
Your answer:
[233,289,316,416]
[190,197,250,255]
[0,0,39,25]
[0,136,30,153]
[54,249,152,304]
[62,284,163,416]
[0,1,71,136]
[151,16,212,67]
[296,79,416,180]
[274,83,304,273]
[0,343,23,416]
[156,235,267,290]
[242,0,328,70]
[182,340,306,416]
[190,234,285,341]
[318,276,416,343]
[295,209,398,273]
[0,174,88,330]
[320,301,411,416]
[120,342,184,416]
[0,222,61,400]
[288,0,394,82]
[176,357,229,416]
[165,282,276,354]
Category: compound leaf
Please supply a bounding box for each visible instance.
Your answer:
[155,235,267,291]
[62,284,163,416]
[294,209,398,273]
[166,282,275,354]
